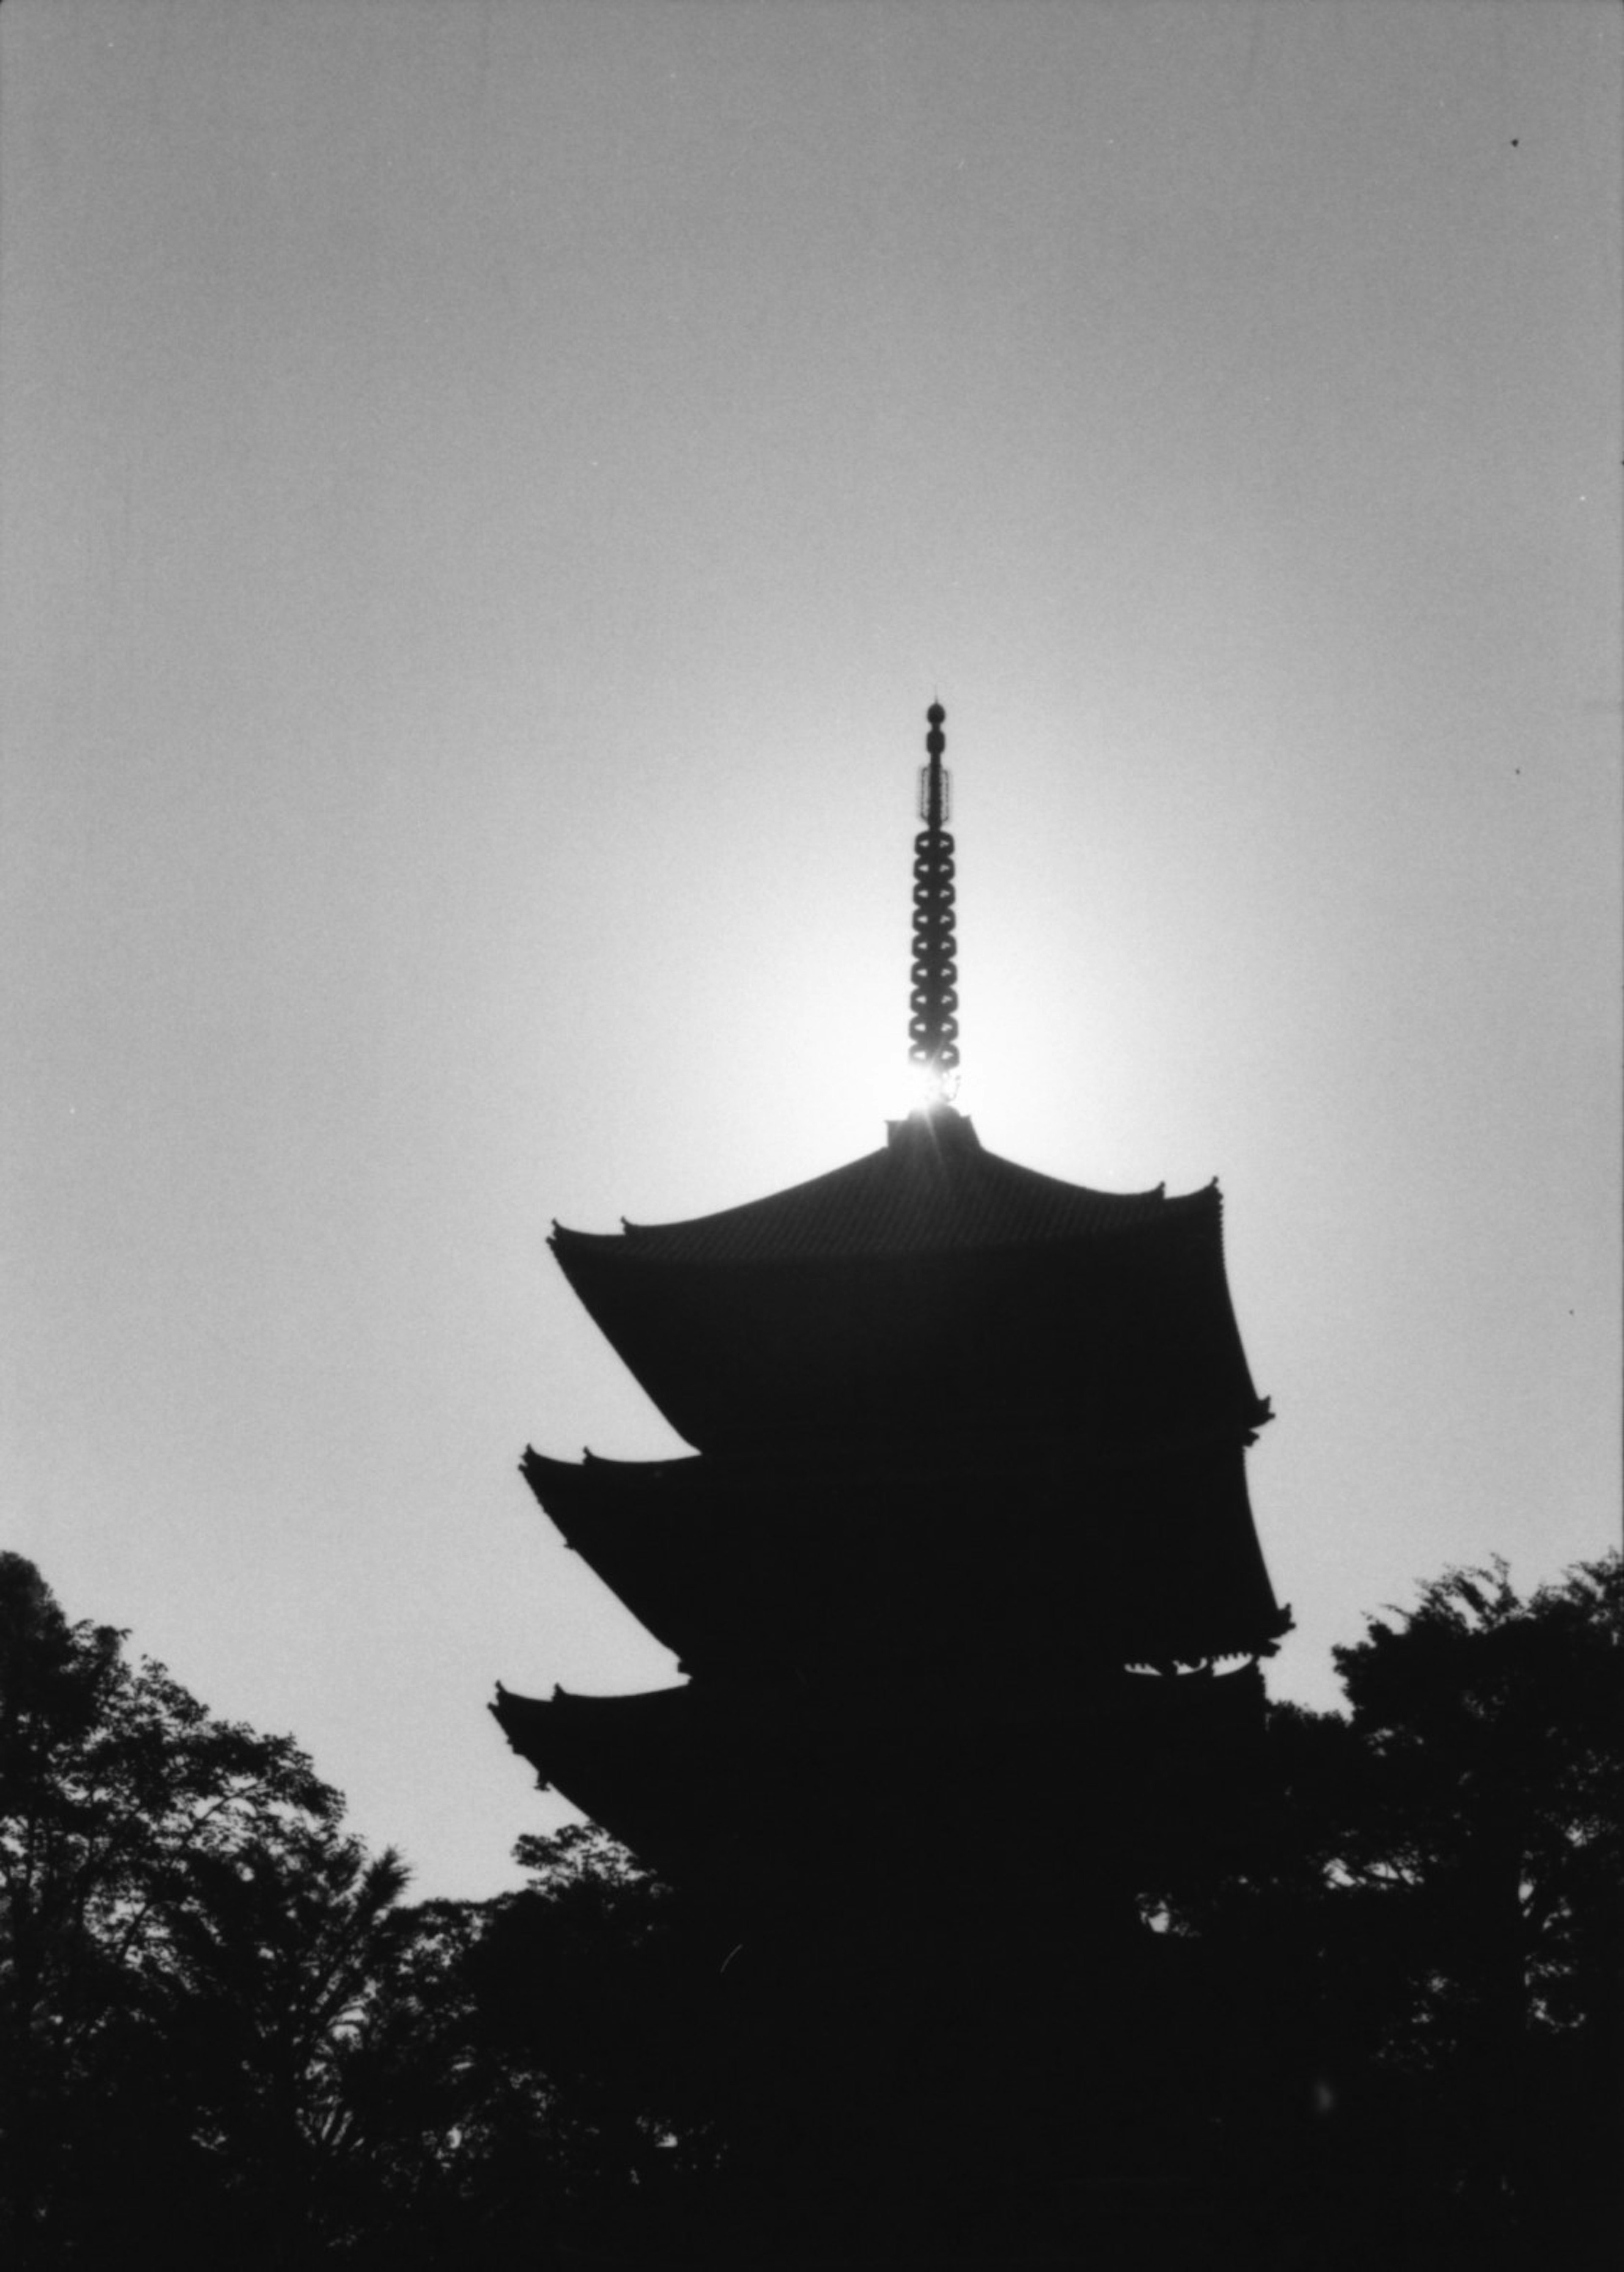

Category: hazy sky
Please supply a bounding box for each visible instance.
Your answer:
[3,0,1619,1901]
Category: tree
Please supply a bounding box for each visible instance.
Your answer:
[290,1824,726,2267]
[1151,1552,1623,2267]
[155,1825,413,2263]
[1331,1555,1622,2055]
[2,1555,721,2265]
[0,1553,345,2263]
[465,1827,726,2232]
[1328,1555,1622,2261]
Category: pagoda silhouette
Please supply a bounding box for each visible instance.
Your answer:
[495,704,1291,2265]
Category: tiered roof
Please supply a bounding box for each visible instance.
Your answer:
[489,1652,1273,1896]
[559,1109,1169,1266]
[523,1431,1287,1676]
[496,704,1289,1876]
[549,1107,1271,1455]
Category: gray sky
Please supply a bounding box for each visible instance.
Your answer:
[3,0,1619,1901]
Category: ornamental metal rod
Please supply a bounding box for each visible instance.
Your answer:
[908,701,960,1098]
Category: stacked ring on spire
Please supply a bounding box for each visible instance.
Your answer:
[908,701,960,1083]
[908,826,960,1074]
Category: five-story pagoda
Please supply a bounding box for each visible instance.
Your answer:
[494,703,1290,2258]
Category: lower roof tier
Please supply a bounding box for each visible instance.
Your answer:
[524,1435,1291,1676]
[491,1662,1270,1896]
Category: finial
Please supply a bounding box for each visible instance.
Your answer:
[908,702,960,1104]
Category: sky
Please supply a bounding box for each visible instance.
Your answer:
[3,0,1619,1902]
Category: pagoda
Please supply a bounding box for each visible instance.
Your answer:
[494,704,1291,2259]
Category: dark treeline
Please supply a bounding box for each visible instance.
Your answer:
[1,1546,1619,2268]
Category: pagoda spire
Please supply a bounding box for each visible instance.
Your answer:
[908,701,960,1102]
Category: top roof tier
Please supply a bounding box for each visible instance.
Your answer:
[565,1108,1170,1264]
[549,1108,1272,1456]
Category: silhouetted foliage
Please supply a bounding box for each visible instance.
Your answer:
[154,1826,416,2261]
[292,1826,721,2265]
[5,1547,1618,2266]
[457,1825,726,2258]
[0,1551,711,2264]
[0,1550,349,2264]
[1332,1555,1621,2056]
[1150,1552,1623,2268]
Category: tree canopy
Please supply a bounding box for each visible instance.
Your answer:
[3,1546,1617,2267]
[1150,1552,1622,2267]
[0,1550,357,2261]
[0,1555,706,2265]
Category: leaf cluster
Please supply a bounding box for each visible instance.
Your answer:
[1148,1552,1622,2264]
[0,1556,716,2267]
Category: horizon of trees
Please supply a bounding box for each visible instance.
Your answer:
[2,1542,1618,2267]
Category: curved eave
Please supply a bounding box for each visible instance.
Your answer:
[520,1436,1291,1676]
[551,1112,1175,1269]
[521,1445,713,1662]
[549,1189,1269,1455]
[488,1681,762,1887]
[490,1661,1277,1885]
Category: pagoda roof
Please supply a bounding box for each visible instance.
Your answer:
[491,1659,1272,1890]
[547,1111,1269,1454]
[554,1107,1175,1269]
[523,1437,1291,1676]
